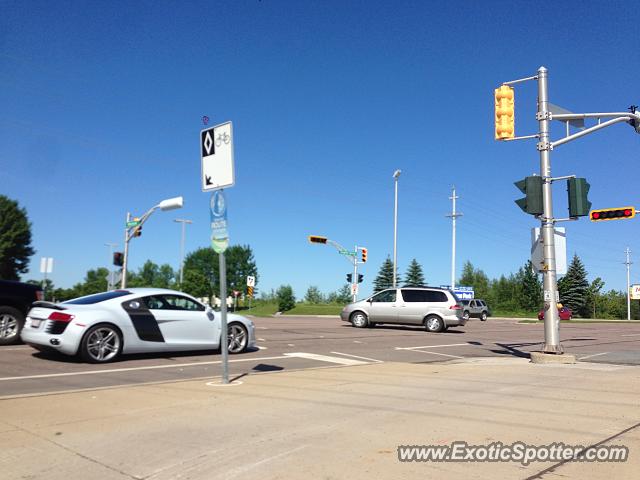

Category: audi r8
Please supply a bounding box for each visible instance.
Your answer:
[21,288,256,363]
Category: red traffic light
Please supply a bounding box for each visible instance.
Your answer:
[590,207,636,222]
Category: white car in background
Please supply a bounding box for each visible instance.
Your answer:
[21,288,256,363]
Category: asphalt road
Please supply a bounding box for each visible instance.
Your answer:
[1,316,639,398]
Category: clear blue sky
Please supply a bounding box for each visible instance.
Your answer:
[2,0,640,298]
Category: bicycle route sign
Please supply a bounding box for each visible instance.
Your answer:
[201,121,235,192]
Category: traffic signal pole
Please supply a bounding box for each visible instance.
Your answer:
[353,245,359,302]
[536,67,562,353]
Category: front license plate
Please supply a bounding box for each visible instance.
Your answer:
[30,319,42,328]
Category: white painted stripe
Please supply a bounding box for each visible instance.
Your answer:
[284,352,367,366]
[395,343,471,350]
[579,352,609,360]
[330,351,383,363]
[353,340,362,344]
[621,333,640,337]
[257,338,266,341]
[287,344,295,347]
[0,355,289,382]
[407,350,464,359]
[0,347,32,351]
[257,346,267,350]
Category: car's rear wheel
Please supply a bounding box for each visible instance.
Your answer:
[350,311,369,328]
[480,312,487,322]
[425,315,444,333]
[227,323,248,353]
[80,324,123,363]
[0,307,24,346]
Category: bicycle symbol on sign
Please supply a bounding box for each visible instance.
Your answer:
[215,132,231,147]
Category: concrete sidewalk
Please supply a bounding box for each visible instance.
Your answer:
[2,358,639,480]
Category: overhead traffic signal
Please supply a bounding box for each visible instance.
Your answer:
[358,274,363,283]
[113,252,124,267]
[629,105,640,133]
[495,85,515,140]
[514,176,543,215]
[133,226,142,237]
[346,274,353,283]
[308,235,328,244]
[361,247,368,263]
[590,206,635,222]
[567,178,592,217]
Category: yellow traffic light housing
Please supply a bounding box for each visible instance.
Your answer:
[495,85,515,140]
[361,247,368,263]
[308,235,328,244]
[590,206,636,222]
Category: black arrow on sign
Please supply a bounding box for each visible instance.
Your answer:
[206,175,213,185]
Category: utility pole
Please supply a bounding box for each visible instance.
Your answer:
[392,170,401,288]
[625,247,632,321]
[174,219,192,286]
[352,245,359,302]
[446,186,463,290]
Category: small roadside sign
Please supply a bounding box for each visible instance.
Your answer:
[210,190,229,253]
[201,121,234,192]
[40,257,53,274]
[630,284,640,300]
[247,275,255,287]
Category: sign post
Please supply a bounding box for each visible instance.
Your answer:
[39,257,53,300]
[202,121,234,384]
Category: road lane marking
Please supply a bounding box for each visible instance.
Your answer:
[0,347,32,351]
[257,338,266,341]
[407,350,464,359]
[621,334,640,337]
[579,352,610,360]
[395,343,471,350]
[330,352,383,363]
[0,355,290,382]
[284,352,367,366]
[257,346,267,350]
[353,340,362,344]
[287,344,295,347]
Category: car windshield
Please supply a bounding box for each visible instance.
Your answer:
[64,290,132,305]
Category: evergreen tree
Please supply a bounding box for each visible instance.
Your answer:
[0,195,34,280]
[373,256,400,292]
[404,258,426,286]
[458,261,490,299]
[557,254,589,316]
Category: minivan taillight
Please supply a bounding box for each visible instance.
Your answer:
[36,291,44,301]
[48,312,75,322]
[449,304,462,310]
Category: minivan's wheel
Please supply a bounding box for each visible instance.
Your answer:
[480,312,488,322]
[350,311,369,328]
[228,323,248,353]
[0,307,24,346]
[462,311,470,321]
[425,315,445,333]
[80,324,122,363]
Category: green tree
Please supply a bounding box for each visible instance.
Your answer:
[519,260,542,310]
[182,245,257,298]
[584,277,605,318]
[276,285,295,312]
[458,261,490,299]
[72,268,110,297]
[0,195,35,280]
[558,254,589,316]
[304,286,324,304]
[374,256,399,292]
[404,258,425,286]
[181,269,213,299]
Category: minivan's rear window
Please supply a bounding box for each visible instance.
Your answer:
[64,290,131,305]
[402,289,448,303]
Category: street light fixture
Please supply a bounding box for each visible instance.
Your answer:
[393,169,401,288]
[121,196,184,288]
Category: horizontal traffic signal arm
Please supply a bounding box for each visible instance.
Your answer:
[590,207,636,222]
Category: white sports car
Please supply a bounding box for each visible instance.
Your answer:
[21,288,256,363]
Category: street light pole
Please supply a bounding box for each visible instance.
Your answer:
[121,196,184,288]
[446,186,463,290]
[393,169,401,288]
[174,219,192,286]
[625,247,632,321]
[104,242,118,290]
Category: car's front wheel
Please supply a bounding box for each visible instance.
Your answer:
[227,323,248,353]
[350,311,369,328]
[425,315,444,333]
[462,311,470,321]
[80,324,123,363]
[0,307,24,346]
[480,312,488,322]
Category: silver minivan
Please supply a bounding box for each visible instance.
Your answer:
[340,287,466,332]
